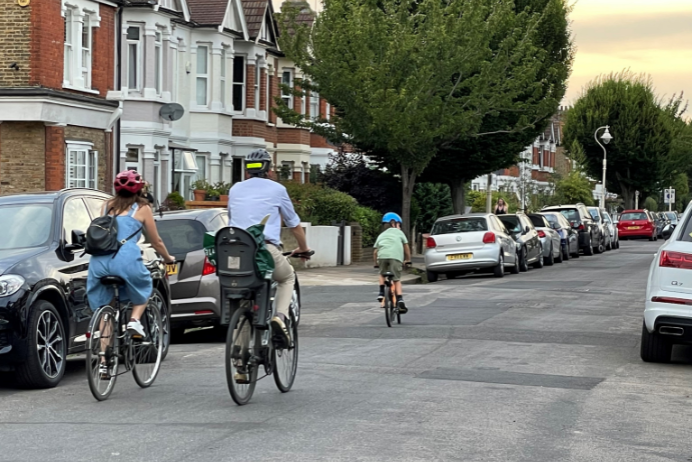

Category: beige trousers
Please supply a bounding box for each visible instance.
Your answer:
[267,244,295,317]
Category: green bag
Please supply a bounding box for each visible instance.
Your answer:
[203,231,217,266]
[204,225,275,279]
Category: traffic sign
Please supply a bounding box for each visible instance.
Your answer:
[664,188,676,204]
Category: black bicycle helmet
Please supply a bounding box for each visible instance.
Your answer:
[245,149,272,176]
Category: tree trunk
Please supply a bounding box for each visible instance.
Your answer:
[450,179,466,215]
[621,186,634,209]
[401,165,417,240]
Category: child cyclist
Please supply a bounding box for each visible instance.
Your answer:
[374,212,412,313]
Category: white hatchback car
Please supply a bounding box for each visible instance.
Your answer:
[642,200,692,362]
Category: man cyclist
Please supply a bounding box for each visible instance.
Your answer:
[227,149,310,345]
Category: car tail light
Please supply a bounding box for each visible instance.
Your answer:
[482,232,496,244]
[537,230,546,238]
[651,296,692,306]
[426,237,437,248]
[202,257,216,276]
[659,251,692,269]
[578,223,585,231]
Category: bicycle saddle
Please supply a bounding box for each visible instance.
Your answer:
[100,275,125,286]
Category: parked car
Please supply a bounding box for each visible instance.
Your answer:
[424,213,520,282]
[542,203,601,255]
[587,207,613,251]
[653,212,669,238]
[0,189,171,388]
[663,211,679,226]
[617,209,657,241]
[602,211,619,250]
[527,214,562,265]
[153,208,228,339]
[641,201,692,363]
[498,213,543,272]
[540,212,580,259]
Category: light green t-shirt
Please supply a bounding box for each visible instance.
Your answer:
[374,228,408,263]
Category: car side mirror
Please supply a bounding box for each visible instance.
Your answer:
[524,226,531,234]
[662,224,676,240]
[65,230,86,252]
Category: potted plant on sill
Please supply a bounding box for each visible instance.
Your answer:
[205,188,221,201]
[191,179,210,201]
[214,181,232,202]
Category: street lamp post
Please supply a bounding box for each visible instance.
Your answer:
[594,126,613,209]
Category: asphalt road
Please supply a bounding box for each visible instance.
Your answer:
[1,240,690,462]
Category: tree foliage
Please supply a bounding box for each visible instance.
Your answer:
[278,0,559,236]
[563,72,680,208]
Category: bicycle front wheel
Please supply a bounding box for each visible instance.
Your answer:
[86,306,119,401]
[132,302,164,388]
[226,308,258,405]
[384,285,395,328]
[273,312,299,393]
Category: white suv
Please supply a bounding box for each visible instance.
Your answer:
[642,200,692,362]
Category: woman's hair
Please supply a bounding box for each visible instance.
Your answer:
[497,199,505,206]
[108,189,148,216]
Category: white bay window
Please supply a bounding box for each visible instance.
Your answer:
[196,45,209,106]
[63,6,98,92]
[66,143,98,189]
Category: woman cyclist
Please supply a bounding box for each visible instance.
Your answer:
[86,170,176,343]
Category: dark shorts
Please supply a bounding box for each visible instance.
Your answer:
[378,259,403,281]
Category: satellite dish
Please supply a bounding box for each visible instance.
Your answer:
[159,103,185,122]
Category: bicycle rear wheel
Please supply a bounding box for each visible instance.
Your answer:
[226,308,258,405]
[384,285,394,327]
[132,302,164,388]
[273,312,299,392]
[86,306,118,401]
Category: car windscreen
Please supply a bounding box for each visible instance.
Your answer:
[432,217,487,235]
[0,204,53,250]
[498,216,521,233]
[542,214,560,227]
[528,215,546,228]
[621,212,648,221]
[665,212,678,222]
[557,209,579,222]
[588,209,599,220]
[156,219,207,255]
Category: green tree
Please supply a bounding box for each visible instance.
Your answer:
[419,0,573,213]
[563,72,676,208]
[413,183,453,234]
[552,170,594,206]
[278,0,551,236]
[644,197,658,212]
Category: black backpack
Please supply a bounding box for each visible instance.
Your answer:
[84,208,142,257]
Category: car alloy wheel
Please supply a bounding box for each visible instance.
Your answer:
[493,253,505,278]
[36,310,65,379]
[519,248,529,272]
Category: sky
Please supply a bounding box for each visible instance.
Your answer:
[566,0,692,105]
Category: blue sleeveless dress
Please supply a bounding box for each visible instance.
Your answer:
[86,203,152,311]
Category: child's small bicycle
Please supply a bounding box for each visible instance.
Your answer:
[382,271,401,327]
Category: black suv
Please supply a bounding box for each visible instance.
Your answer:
[542,203,601,256]
[0,189,171,388]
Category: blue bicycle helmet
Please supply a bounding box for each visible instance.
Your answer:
[382,212,402,224]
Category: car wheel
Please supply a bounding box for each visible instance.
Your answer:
[615,239,620,249]
[561,244,568,261]
[606,238,612,251]
[150,288,170,360]
[583,237,594,256]
[510,251,520,274]
[493,253,505,278]
[426,270,439,283]
[533,245,545,269]
[545,244,555,266]
[594,237,603,254]
[15,300,67,388]
[640,321,672,363]
[519,248,529,272]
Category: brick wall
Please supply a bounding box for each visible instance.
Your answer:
[0,123,46,194]
[91,6,115,96]
[310,133,331,148]
[246,64,256,111]
[64,126,109,192]
[269,58,279,124]
[259,68,267,111]
[29,0,62,89]
[233,119,267,138]
[278,128,310,145]
[0,0,31,87]
[45,126,65,191]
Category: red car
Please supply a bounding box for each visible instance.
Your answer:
[617,209,657,241]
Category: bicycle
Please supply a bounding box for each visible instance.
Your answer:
[85,258,166,401]
[215,225,312,405]
[382,271,401,327]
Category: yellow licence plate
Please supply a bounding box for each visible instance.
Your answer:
[627,226,641,230]
[447,253,472,261]
[166,263,178,276]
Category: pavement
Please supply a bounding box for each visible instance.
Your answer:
[2,240,691,462]
[296,257,424,286]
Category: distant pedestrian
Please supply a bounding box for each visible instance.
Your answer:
[141,182,156,208]
[494,198,508,215]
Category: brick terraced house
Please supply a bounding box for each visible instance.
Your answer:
[0,0,120,194]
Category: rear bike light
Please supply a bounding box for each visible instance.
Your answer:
[426,237,437,248]
[660,251,692,270]
[482,232,496,244]
[537,230,546,238]
[202,257,216,276]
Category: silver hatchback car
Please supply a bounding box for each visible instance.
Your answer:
[154,208,228,339]
[424,213,519,282]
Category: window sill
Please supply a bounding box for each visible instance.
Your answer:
[63,84,100,95]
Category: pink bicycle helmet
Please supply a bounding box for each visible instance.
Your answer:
[114,170,144,194]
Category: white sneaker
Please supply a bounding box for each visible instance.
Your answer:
[127,319,146,337]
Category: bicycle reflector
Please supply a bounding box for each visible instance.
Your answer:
[482,232,496,244]
[426,237,437,248]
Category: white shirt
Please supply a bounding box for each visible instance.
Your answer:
[227,177,301,246]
